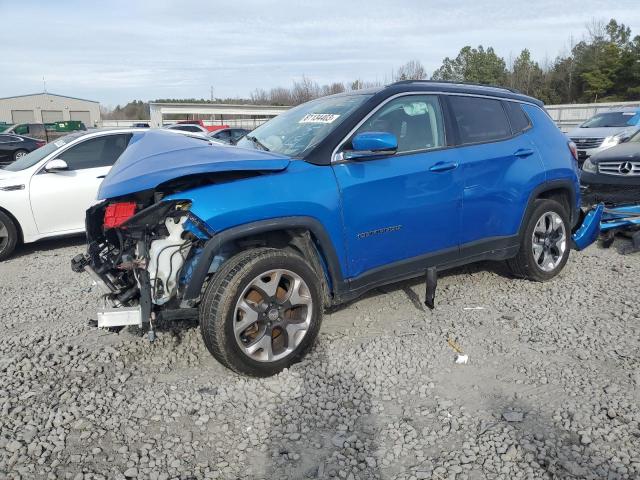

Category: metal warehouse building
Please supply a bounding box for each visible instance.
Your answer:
[0,92,100,127]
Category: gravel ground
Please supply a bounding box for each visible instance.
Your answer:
[1,236,639,480]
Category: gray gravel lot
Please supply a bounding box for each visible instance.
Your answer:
[1,237,639,480]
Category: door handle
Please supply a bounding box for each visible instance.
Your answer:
[96,175,106,179]
[514,148,535,157]
[429,161,458,172]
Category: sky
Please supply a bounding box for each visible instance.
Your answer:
[1,0,639,106]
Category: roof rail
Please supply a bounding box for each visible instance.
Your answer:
[390,79,522,95]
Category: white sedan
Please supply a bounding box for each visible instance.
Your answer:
[0,128,211,260]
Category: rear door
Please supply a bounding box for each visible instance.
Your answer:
[447,95,545,246]
[29,133,132,234]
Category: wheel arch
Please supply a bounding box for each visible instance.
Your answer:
[0,206,23,244]
[519,180,578,237]
[182,217,345,306]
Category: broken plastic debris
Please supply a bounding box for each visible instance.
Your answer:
[454,354,469,364]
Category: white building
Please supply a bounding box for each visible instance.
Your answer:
[0,92,101,127]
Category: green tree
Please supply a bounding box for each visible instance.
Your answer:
[509,49,546,98]
[432,46,507,85]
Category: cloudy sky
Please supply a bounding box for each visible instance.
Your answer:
[1,0,639,106]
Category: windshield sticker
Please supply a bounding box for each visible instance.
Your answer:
[299,113,340,124]
[53,140,66,147]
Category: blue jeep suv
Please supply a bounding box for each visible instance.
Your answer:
[74,81,585,376]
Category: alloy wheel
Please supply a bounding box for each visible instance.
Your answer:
[15,151,27,159]
[233,269,313,362]
[0,220,8,252]
[531,211,566,272]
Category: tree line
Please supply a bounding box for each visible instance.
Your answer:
[102,18,639,119]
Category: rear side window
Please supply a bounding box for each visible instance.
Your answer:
[449,96,511,144]
[504,101,531,134]
[56,134,133,170]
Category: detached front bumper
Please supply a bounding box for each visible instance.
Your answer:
[571,204,604,251]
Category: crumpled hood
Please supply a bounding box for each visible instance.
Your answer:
[591,142,640,163]
[98,130,291,200]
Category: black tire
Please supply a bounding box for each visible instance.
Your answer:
[0,211,19,261]
[507,199,570,282]
[13,149,28,162]
[200,248,323,376]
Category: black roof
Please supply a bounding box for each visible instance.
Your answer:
[383,80,544,106]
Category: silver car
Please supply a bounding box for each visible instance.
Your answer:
[568,108,640,164]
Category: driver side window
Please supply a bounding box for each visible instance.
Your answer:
[56,134,132,170]
[352,95,445,154]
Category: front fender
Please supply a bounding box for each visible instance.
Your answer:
[181,216,344,301]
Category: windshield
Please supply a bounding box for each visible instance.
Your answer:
[236,94,372,157]
[2,132,86,171]
[580,111,640,128]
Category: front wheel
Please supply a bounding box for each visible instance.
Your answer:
[508,199,570,281]
[199,248,323,376]
[13,149,28,162]
[0,211,19,261]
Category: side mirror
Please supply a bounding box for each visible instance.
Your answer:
[345,132,398,160]
[45,159,69,172]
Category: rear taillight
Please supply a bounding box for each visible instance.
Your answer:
[35,141,46,148]
[568,141,578,162]
[103,202,137,229]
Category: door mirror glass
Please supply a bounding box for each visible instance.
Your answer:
[45,158,69,172]
[345,132,398,160]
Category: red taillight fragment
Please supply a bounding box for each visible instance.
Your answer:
[568,141,578,162]
[104,202,137,229]
[35,141,46,148]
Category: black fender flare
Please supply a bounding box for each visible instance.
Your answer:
[182,216,345,301]
[518,179,579,236]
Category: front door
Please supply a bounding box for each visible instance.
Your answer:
[332,94,463,279]
[29,133,132,234]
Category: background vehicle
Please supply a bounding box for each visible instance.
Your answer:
[0,134,46,166]
[569,108,640,165]
[207,127,250,144]
[167,120,230,134]
[76,81,589,377]
[0,128,217,260]
[581,129,640,204]
[3,121,87,143]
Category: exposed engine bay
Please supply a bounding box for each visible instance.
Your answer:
[72,194,214,332]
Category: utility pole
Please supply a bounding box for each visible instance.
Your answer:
[43,76,47,93]
[210,86,214,122]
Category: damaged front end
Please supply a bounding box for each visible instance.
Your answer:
[72,196,212,333]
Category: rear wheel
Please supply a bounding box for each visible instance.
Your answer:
[0,211,19,261]
[199,248,323,376]
[508,199,570,281]
[13,149,28,162]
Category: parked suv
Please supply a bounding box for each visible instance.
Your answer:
[74,81,592,376]
[568,107,640,164]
